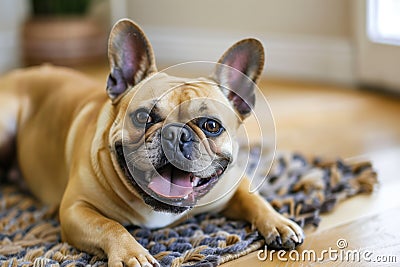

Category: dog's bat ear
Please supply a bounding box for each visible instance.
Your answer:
[106,19,157,102]
[213,38,264,118]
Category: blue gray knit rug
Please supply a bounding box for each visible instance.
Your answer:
[0,151,377,267]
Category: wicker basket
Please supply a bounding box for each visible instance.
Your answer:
[23,17,107,66]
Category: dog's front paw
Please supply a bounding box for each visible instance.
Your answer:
[108,246,159,267]
[256,214,304,250]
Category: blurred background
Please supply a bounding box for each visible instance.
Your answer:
[1,0,399,89]
[0,0,399,158]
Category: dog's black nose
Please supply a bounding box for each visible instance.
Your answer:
[161,123,193,160]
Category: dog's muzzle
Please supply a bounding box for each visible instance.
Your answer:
[147,123,211,200]
[116,123,229,208]
[161,123,193,163]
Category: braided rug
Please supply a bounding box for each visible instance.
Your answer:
[0,151,377,267]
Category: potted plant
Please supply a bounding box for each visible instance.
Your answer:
[23,0,108,66]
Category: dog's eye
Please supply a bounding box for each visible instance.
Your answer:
[136,111,152,124]
[201,119,223,136]
[131,109,153,126]
[204,120,220,133]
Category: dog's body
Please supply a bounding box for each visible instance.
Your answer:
[0,20,303,266]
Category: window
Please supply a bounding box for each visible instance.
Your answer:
[367,0,400,46]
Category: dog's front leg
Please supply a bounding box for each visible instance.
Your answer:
[222,178,304,250]
[60,201,159,267]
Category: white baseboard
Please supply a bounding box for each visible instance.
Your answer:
[143,26,355,85]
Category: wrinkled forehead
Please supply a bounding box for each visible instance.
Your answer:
[132,73,226,101]
[122,73,237,121]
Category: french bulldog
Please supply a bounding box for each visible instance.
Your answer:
[0,19,304,266]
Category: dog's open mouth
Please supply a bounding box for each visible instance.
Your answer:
[115,142,226,205]
[148,163,221,199]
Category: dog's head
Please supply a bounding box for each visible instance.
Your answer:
[106,19,264,213]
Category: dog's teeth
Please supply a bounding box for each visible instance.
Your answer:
[192,177,201,187]
[145,171,154,182]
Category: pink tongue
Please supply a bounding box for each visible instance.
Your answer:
[148,166,193,199]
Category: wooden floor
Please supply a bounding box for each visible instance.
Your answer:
[79,64,400,266]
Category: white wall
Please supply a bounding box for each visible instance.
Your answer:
[0,0,29,74]
[353,0,400,92]
[127,0,351,38]
[123,0,354,84]
[0,0,355,84]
